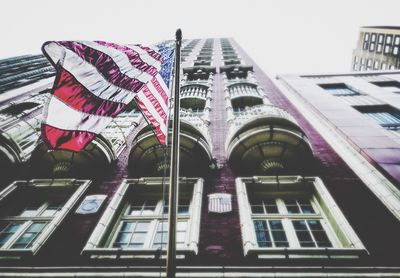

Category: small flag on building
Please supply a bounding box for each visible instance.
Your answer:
[41,40,174,152]
[208,193,232,213]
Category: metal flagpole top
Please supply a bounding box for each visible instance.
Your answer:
[176,29,182,41]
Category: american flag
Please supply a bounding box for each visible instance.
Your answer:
[208,193,232,213]
[41,40,174,152]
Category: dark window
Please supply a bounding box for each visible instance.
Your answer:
[369,43,376,52]
[371,81,400,94]
[394,36,400,46]
[0,102,40,116]
[385,35,393,45]
[319,84,360,96]
[354,105,400,130]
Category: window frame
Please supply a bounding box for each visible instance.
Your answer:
[82,177,203,259]
[236,176,367,259]
[0,179,91,257]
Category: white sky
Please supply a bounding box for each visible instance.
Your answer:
[1,0,400,76]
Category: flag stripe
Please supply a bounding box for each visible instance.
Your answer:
[135,87,167,126]
[59,41,145,92]
[96,41,162,70]
[140,86,167,122]
[146,77,168,113]
[81,40,158,81]
[45,96,113,133]
[54,67,127,117]
[134,94,166,145]
[61,47,135,103]
[42,123,96,151]
[126,44,163,67]
[151,77,169,105]
[138,44,163,61]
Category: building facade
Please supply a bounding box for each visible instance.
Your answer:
[352,26,400,71]
[0,39,399,277]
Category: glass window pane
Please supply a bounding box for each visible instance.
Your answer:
[287,206,300,213]
[269,220,288,247]
[41,202,63,217]
[251,205,264,214]
[293,220,316,247]
[308,220,323,230]
[131,232,146,244]
[142,200,157,215]
[114,232,130,247]
[11,222,46,249]
[135,222,150,232]
[12,233,34,249]
[26,223,46,233]
[293,220,307,230]
[19,207,41,217]
[313,231,332,247]
[298,199,315,214]
[121,222,135,232]
[254,220,271,247]
[264,199,278,214]
[128,201,144,215]
[0,223,22,247]
[269,220,283,230]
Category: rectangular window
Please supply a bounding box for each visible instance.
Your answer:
[372,81,400,93]
[319,84,360,96]
[236,176,367,259]
[378,34,384,43]
[363,33,370,42]
[292,220,332,248]
[83,178,204,259]
[369,42,375,52]
[373,60,380,70]
[0,180,90,257]
[355,105,400,133]
[385,35,393,44]
[377,44,383,53]
[254,220,289,248]
[249,195,329,249]
[371,33,377,42]
[394,46,399,56]
[395,36,400,46]
[384,45,391,54]
[0,200,63,250]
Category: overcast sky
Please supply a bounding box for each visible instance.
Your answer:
[1,0,400,76]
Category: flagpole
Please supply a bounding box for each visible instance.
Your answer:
[166,28,182,278]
